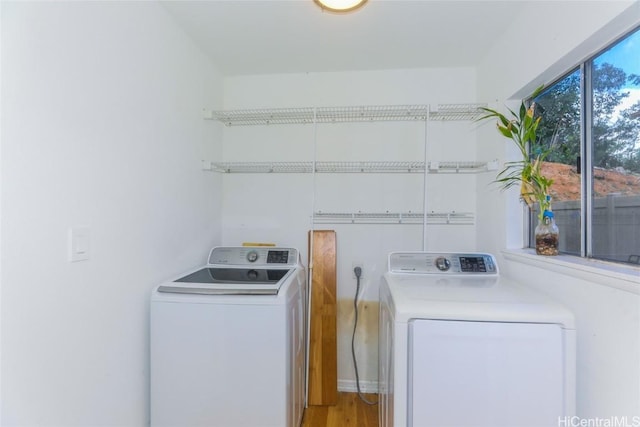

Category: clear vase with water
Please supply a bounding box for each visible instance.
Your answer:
[535,210,559,256]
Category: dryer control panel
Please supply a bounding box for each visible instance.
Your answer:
[388,252,498,275]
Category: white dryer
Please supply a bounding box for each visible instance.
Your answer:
[150,246,307,427]
[378,252,576,427]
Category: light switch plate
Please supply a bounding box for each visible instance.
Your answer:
[69,226,90,262]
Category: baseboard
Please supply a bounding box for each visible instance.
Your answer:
[337,379,379,394]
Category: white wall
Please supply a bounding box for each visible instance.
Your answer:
[221,68,480,390]
[476,0,640,418]
[1,2,223,425]
[2,1,636,424]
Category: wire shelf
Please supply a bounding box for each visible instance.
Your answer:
[313,211,475,225]
[315,105,428,123]
[317,161,425,173]
[211,162,313,173]
[429,103,487,121]
[209,108,314,126]
[428,161,494,173]
[205,104,486,126]
[210,161,495,174]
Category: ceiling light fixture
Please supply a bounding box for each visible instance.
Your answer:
[314,0,367,13]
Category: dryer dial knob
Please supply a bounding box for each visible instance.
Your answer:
[246,251,259,263]
[246,269,259,280]
[435,256,451,271]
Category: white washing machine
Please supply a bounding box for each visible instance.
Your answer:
[150,246,307,427]
[378,252,576,427]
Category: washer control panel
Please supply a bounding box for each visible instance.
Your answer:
[388,252,498,275]
[208,246,299,267]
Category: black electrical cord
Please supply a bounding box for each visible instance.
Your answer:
[351,266,377,405]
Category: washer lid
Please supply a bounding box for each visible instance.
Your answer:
[156,246,302,295]
[156,284,280,296]
[174,267,290,285]
[157,266,294,295]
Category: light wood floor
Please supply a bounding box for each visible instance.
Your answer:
[301,392,379,427]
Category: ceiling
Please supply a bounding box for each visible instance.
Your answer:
[161,0,528,77]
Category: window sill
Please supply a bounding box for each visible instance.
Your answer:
[501,249,640,295]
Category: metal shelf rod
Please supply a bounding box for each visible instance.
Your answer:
[312,211,475,225]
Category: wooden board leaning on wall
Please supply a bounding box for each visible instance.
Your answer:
[307,230,338,406]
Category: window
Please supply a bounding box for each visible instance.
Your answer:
[529,27,640,265]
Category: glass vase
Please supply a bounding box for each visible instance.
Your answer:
[535,211,559,256]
